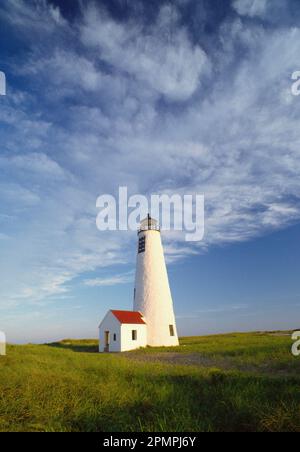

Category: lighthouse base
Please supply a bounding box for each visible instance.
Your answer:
[145,321,179,348]
[147,338,179,347]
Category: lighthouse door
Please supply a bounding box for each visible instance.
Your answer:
[104,331,110,352]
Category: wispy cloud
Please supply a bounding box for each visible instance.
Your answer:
[177,304,248,319]
[80,4,210,101]
[0,0,300,312]
[0,152,68,179]
[0,0,66,32]
[232,0,269,18]
[84,271,134,287]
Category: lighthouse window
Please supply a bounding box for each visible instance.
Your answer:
[132,330,137,341]
[169,325,175,336]
[138,236,146,253]
[113,334,117,341]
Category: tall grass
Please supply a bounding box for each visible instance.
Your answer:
[0,332,299,432]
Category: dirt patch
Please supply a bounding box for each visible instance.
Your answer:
[123,352,233,370]
[122,352,297,378]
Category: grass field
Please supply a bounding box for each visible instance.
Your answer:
[0,332,299,432]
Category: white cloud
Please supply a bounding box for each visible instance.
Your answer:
[80,4,209,101]
[84,271,134,287]
[1,1,300,317]
[262,204,300,227]
[22,49,106,93]
[0,0,66,32]
[232,0,269,18]
[0,183,40,207]
[177,304,248,318]
[0,153,67,179]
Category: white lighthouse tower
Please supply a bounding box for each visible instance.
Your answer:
[98,215,179,352]
[133,215,179,347]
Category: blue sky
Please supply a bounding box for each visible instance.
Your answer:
[0,0,300,343]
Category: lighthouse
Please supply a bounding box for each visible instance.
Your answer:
[133,215,179,347]
[98,215,179,352]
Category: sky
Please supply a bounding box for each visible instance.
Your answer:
[0,0,300,343]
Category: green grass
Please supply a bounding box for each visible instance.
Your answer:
[0,332,299,432]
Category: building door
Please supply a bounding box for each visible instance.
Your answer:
[104,331,110,352]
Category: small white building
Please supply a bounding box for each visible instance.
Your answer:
[99,310,147,352]
[98,215,179,352]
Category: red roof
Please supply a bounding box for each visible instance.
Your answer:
[111,310,146,324]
